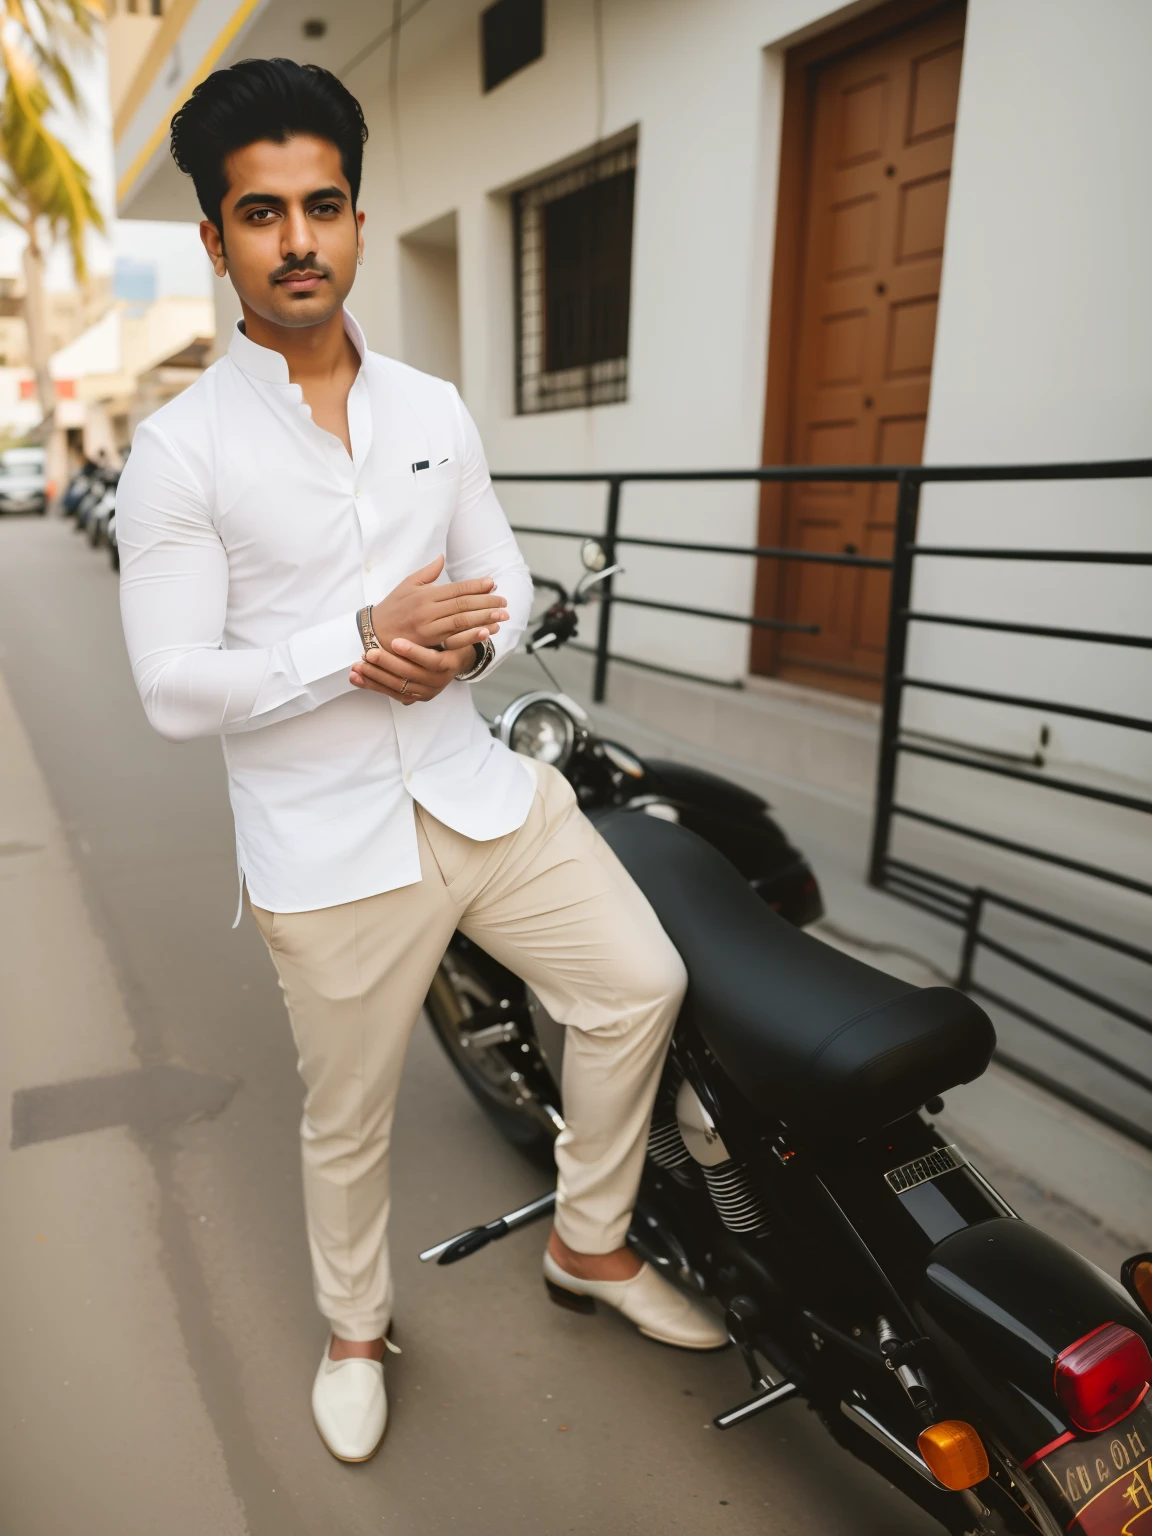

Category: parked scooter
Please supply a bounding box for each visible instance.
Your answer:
[421,544,1152,1536]
[73,468,110,536]
[87,470,118,548]
[61,460,99,517]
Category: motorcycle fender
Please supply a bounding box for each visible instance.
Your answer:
[637,757,770,819]
[632,758,822,924]
[914,1218,1152,1461]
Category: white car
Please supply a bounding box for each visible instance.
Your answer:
[0,446,47,515]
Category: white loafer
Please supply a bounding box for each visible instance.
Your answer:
[312,1337,400,1463]
[543,1250,729,1351]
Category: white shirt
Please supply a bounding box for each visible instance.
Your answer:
[117,312,536,917]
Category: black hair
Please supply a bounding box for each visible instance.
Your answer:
[169,58,368,230]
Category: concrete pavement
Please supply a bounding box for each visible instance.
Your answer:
[0,514,940,1533]
[0,663,248,1536]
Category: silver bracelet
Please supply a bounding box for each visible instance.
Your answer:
[355,605,382,656]
[455,636,495,681]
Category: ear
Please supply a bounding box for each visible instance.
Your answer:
[200,218,227,278]
[356,206,366,266]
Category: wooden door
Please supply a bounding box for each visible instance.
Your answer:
[755,2,965,698]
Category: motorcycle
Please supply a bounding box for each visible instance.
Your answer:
[87,471,118,549]
[61,461,98,517]
[421,543,1152,1535]
[72,477,104,534]
[426,545,822,1162]
[72,464,117,544]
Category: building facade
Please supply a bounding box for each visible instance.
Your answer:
[48,294,215,460]
[110,0,1150,883]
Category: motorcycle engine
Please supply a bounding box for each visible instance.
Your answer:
[646,1078,773,1238]
[674,1079,732,1167]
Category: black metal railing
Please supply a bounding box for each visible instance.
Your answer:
[495,465,899,700]
[865,461,1152,1150]
[495,461,1152,1147]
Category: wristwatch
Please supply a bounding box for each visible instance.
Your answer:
[455,636,496,681]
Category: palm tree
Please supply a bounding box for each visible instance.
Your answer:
[0,0,105,435]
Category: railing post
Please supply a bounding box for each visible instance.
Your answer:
[868,471,921,887]
[593,477,622,704]
[956,888,985,991]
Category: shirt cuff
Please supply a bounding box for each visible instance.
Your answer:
[477,620,516,679]
[288,610,366,686]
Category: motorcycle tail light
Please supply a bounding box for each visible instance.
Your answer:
[917,1420,989,1490]
[1054,1322,1152,1434]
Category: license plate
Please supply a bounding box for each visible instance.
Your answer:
[1034,1398,1152,1533]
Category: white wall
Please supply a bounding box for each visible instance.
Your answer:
[912,0,1152,794]
[398,212,462,388]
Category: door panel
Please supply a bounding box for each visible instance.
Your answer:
[764,2,965,698]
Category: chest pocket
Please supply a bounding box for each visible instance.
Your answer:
[413,457,459,494]
[409,458,461,529]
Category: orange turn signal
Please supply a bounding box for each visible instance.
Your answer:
[918,1420,990,1490]
[1131,1258,1152,1315]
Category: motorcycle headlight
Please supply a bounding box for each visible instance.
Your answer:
[507,700,576,770]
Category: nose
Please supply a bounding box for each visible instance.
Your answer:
[281,204,315,265]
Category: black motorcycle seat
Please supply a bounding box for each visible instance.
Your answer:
[594,809,995,1141]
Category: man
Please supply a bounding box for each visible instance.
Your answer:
[118,58,725,1466]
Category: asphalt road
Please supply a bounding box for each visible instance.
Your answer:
[0,514,939,1536]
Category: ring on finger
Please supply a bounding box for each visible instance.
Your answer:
[399,678,410,695]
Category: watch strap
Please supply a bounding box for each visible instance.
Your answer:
[455,636,495,681]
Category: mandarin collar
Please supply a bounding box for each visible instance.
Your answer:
[227,309,367,384]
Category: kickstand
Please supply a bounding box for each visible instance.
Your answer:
[419,1190,556,1266]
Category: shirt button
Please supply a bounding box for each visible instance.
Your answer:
[355,488,362,499]
[364,558,373,572]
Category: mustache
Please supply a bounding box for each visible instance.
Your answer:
[268,256,334,283]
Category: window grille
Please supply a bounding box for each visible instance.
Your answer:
[514,140,637,414]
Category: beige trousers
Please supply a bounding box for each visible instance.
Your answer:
[250,762,687,1341]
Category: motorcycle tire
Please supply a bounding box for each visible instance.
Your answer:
[424,950,555,1170]
[89,516,103,548]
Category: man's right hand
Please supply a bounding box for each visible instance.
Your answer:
[370,555,509,656]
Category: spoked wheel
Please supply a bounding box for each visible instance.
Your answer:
[424,946,557,1169]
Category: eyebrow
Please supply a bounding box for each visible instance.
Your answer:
[232,186,349,211]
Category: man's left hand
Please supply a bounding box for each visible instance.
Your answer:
[349,637,475,705]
